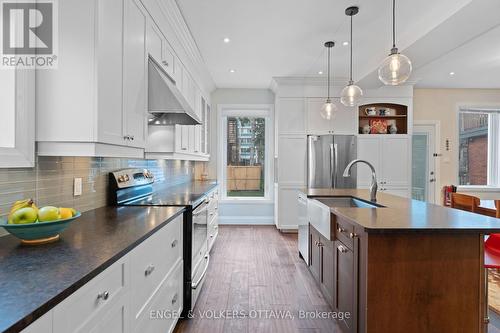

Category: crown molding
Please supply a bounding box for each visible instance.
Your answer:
[158,0,216,93]
[270,76,350,89]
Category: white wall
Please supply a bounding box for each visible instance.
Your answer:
[209,88,275,225]
[413,88,500,199]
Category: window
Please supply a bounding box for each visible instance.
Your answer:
[219,106,272,200]
[458,108,500,187]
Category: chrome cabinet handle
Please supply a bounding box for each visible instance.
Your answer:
[350,232,358,238]
[145,264,155,276]
[171,293,178,305]
[171,239,178,248]
[123,135,130,140]
[210,234,213,238]
[97,291,109,301]
[192,255,210,289]
[162,60,169,67]
[130,136,134,141]
[318,242,323,247]
[337,245,348,253]
[337,227,345,233]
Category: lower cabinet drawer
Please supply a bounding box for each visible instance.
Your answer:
[130,215,182,321]
[134,260,184,333]
[207,217,218,251]
[53,258,127,333]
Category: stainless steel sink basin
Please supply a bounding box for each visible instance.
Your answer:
[316,197,383,208]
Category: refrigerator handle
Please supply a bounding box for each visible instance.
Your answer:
[333,143,338,188]
[330,144,334,188]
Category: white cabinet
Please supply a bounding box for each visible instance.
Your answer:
[276,98,306,134]
[276,187,301,230]
[146,21,163,64]
[306,98,356,135]
[123,0,147,149]
[277,136,307,185]
[0,69,35,167]
[36,0,147,157]
[357,135,410,197]
[207,188,219,252]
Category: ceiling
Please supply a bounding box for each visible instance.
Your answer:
[176,0,500,89]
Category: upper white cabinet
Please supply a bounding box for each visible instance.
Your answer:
[357,135,410,197]
[0,69,35,167]
[307,98,356,135]
[36,0,147,158]
[276,98,306,135]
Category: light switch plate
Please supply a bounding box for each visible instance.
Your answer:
[74,178,82,196]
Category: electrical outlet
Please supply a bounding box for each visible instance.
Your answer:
[74,178,82,196]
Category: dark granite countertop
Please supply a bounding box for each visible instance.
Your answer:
[302,188,500,233]
[0,205,185,333]
[128,181,218,207]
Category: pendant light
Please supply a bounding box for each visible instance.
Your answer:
[378,0,412,85]
[340,6,363,107]
[320,41,337,120]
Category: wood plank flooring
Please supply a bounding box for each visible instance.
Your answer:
[174,225,340,333]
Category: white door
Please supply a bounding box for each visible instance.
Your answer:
[123,0,147,148]
[96,0,124,146]
[277,136,307,185]
[381,136,409,187]
[412,124,438,203]
[356,137,381,188]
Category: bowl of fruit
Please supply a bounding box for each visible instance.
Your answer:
[0,199,80,245]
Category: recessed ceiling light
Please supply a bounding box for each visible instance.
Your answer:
[223,37,231,43]
[318,71,323,75]
[449,71,455,76]
[342,41,349,46]
[229,69,235,73]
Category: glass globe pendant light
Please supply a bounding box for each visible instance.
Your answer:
[378,0,412,85]
[340,6,363,107]
[320,41,337,120]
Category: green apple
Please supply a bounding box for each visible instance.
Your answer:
[38,206,60,222]
[8,207,38,224]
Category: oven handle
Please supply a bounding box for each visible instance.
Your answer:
[191,254,210,290]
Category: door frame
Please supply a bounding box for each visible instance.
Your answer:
[413,120,441,203]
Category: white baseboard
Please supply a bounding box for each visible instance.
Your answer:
[218,216,274,225]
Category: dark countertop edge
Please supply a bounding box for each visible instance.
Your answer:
[4,207,186,333]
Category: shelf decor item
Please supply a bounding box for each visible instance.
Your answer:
[320,41,337,120]
[378,0,412,85]
[362,124,371,134]
[365,107,377,116]
[389,124,398,134]
[340,6,363,107]
[370,119,388,134]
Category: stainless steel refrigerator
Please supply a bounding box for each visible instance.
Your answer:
[307,134,357,188]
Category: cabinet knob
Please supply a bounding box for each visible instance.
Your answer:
[162,60,169,67]
[97,291,109,301]
[172,293,178,305]
[318,242,323,247]
[171,239,178,248]
[130,136,134,141]
[123,135,130,140]
[349,232,358,239]
[210,234,213,238]
[145,264,155,276]
[337,227,345,233]
[337,245,348,253]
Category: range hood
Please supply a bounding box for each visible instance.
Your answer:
[148,57,201,126]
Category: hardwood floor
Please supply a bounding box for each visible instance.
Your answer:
[175,225,340,333]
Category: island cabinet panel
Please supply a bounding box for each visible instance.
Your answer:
[309,225,321,282]
[335,239,357,333]
[365,233,484,333]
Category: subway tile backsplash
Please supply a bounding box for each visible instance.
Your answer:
[0,156,197,236]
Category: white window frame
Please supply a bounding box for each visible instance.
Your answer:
[217,104,274,203]
[457,106,500,190]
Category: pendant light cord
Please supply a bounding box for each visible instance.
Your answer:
[392,0,396,48]
[327,46,331,99]
[349,15,353,82]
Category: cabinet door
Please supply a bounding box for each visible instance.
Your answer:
[194,125,202,154]
[123,0,147,148]
[188,126,196,153]
[161,43,175,78]
[82,296,128,333]
[335,240,355,333]
[146,21,163,63]
[277,136,307,185]
[307,99,332,134]
[356,137,381,188]
[277,187,300,229]
[320,236,335,308]
[21,311,52,333]
[96,0,125,146]
[381,136,409,187]
[277,98,306,134]
[180,126,189,152]
[332,103,356,134]
[172,54,182,87]
[309,227,321,283]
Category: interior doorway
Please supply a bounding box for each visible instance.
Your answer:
[412,122,440,203]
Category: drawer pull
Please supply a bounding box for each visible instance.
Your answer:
[337,245,348,253]
[172,293,178,305]
[318,242,323,247]
[214,225,218,229]
[145,265,155,276]
[97,291,109,301]
[210,234,213,238]
[171,239,178,248]
[349,232,358,238]
[337,227,345,233]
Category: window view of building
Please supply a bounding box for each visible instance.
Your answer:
[458,112,489,186]
[226,117,265,197]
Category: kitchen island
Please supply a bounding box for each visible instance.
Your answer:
[301,189,500,333]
